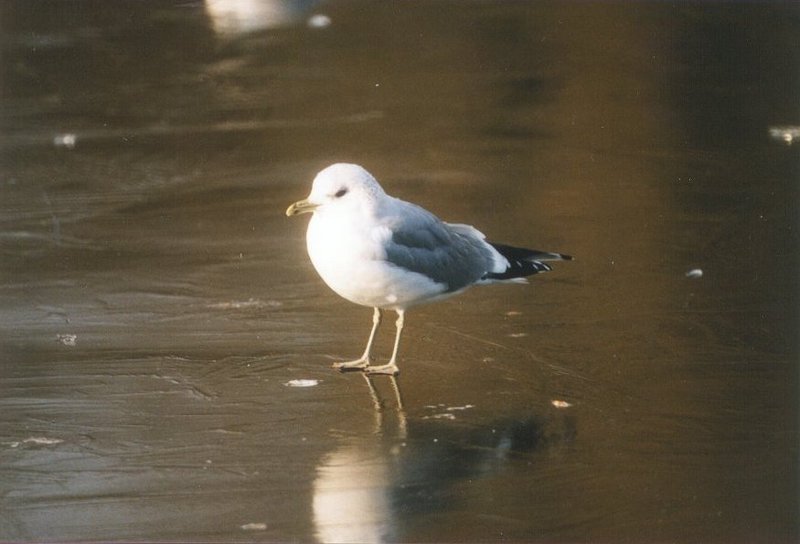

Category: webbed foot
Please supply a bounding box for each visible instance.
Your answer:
[332,358,371,372]
[364,363,399,376]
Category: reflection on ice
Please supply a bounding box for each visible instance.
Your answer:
[313,442,394,543]
[313,377,402,543]
[52,133,77,149]
[6,436,64,449]
[239,522,268,532]
[313,379,575,543]
[205,0,318,35]
[768,126,800,145]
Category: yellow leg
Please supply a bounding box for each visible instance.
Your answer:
[365,310,404,376]
[333,308,382,371]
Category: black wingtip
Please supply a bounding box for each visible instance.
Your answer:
[485,242,571,281]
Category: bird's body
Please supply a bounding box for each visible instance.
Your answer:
[286,163,570,376]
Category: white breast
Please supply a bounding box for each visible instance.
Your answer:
[306,210,446,310]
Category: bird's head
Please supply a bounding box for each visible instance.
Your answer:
[286,163,385,218]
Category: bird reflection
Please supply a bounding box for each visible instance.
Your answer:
[312,376,404,543]
[312,378,575,543]
[312,437,395,543]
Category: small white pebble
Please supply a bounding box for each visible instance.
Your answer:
[208,298,281,310]
[56,334,77,346]
[53,133,77,148]
[446,404,474,411]
[685,269,703,279]
[551,400,572,409]
[15,437,64,447]
[307,14,331,28]
[284,379,319,388]
[422,413,456,420]
[769,126,799,145]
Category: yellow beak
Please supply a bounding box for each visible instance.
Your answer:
[286,198,318,217]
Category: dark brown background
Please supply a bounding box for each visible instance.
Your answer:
[1,1,798,542]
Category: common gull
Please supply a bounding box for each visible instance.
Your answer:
[286,163,571,376]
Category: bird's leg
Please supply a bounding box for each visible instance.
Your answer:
[365,310,404,376]
[333,307,382,371]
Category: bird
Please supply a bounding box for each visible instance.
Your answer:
[286,163,571,376]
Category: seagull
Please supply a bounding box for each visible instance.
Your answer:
[286,163,571,376]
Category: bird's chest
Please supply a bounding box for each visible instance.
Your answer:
[306,213,390,304]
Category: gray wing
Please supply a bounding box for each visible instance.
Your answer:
[381,200,497,292]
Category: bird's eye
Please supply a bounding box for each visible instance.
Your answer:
[334,188,348,198]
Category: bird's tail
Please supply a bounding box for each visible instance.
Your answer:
[483,242,572,281]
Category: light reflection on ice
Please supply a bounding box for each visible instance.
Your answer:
[768,126,800,145]
[205,0,318,35]
[7,437,64,448]
[313,443,391,544]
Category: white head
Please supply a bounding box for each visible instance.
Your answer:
[286,163,386,217]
